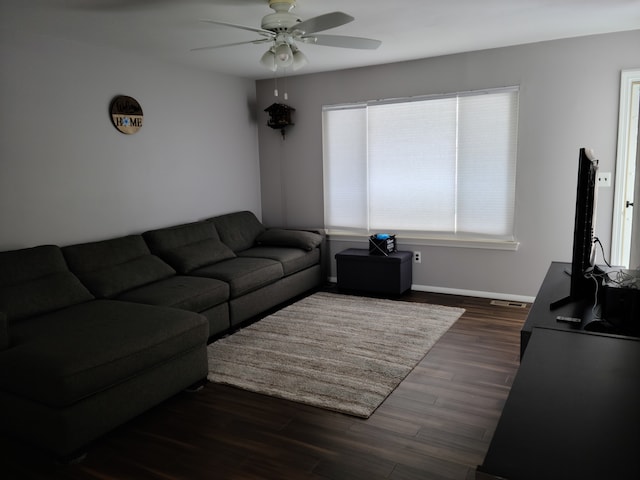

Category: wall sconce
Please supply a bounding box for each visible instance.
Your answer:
[265,103,295,139]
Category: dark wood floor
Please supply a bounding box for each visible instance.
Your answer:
[1,290,529,480]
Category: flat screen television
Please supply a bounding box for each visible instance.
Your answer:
[551,147,599,309]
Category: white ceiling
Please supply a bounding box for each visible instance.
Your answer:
[2,0,640,80]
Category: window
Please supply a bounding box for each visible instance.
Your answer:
[322,87,519,248]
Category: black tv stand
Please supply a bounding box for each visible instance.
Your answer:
[477,327,640,480]
[477,261,640,480]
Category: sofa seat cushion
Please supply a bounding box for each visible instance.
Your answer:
[238,247,320,276]
[0,245,94,322]
[116,275,229,313]
[190,257,283,298]
[0,300,207,408]
[63,235,176,298]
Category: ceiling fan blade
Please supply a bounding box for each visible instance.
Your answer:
[302,34,381,50]
[199,19,274,38]
[290,11,354,35]
[190,38,272,52]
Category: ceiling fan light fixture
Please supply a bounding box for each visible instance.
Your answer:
[292,47,307,71]
[260,48,277,71]
[274,42,294,67]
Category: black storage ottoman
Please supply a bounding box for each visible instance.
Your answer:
[335,248,412,295]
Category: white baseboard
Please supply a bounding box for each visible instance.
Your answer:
[327,276,535,304]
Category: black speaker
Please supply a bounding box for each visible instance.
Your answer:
[602,273,640,334]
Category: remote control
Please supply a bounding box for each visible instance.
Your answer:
[556,315,581,324]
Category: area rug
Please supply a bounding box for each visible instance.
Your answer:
[206,292,465,418]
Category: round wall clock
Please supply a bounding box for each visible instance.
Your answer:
[110,95,143,134]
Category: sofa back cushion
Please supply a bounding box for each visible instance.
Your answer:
[208,211,266,253]
[143,221,235,273]
[0,245,94,322]
[63,235,175,298]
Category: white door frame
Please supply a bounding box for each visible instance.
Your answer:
[612,68,640,268]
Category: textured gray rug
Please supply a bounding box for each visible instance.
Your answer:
[207,292,464,418]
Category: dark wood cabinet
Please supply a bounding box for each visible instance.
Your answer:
[477,262,640,480]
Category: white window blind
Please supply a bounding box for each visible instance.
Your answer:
[322,87,519,244]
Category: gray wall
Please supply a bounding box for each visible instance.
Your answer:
[257,30,640,300]
[0,30,260,250]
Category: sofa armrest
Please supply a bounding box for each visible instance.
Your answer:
[0,312,8,351]
[255,228,323,251]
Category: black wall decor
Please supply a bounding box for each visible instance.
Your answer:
[265,103,295,139]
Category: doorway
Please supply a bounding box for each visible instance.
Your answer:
[612,69,640,268]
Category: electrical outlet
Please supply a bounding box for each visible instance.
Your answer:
[414,251,421,263]
[597,172,611,187]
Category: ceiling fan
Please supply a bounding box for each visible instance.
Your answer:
[192,0,381,72]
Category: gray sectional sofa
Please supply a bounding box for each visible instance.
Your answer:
[0,211,324,459]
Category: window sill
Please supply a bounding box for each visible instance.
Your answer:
[326,232,520,251]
